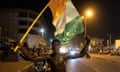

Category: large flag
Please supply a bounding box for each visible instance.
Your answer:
[49,0,84,45]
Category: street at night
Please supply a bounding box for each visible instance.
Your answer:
[66,54,120,72]
[1,0,120,72]
[1,54,120,72]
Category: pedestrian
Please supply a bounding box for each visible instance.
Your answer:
[18,36,90,72]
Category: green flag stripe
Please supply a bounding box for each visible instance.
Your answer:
[56,16,84,45]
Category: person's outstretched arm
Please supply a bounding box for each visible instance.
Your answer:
[79,36,90,57]
[64,36,90,60]
[19,48,47,62]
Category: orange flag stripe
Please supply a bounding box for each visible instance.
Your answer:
[49,0,66,21]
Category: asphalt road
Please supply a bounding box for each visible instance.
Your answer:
[0,54,120,72]
[0,60,33,72]
[66,54,120,72]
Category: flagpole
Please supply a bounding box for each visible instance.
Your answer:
[14,2,49,52]
[84,17,87,37]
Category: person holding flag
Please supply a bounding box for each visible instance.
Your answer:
[15,0,91,72]
[19,36,90,72]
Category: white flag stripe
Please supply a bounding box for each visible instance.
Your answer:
[54,12,66,35]
[66,0,79,23]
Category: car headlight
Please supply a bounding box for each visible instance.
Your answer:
[69,51,76,55]
[59,47,67,54]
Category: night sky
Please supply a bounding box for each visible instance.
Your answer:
[74,0,120,40]
[0,0,120,41]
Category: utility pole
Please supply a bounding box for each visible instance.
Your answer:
[109,34,112,49]
[107,33,111,49]
[0,27,2,39]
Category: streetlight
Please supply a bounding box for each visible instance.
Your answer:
[40,28,45,37]
[82,9,93,37]
[85,9,93,17]
[49,38,53,48]
[50,38,53,42]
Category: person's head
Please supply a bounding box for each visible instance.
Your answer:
[52,39,61,54]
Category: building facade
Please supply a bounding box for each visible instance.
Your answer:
[0,8,55,48]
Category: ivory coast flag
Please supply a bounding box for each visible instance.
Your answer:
[49,0,84,45]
